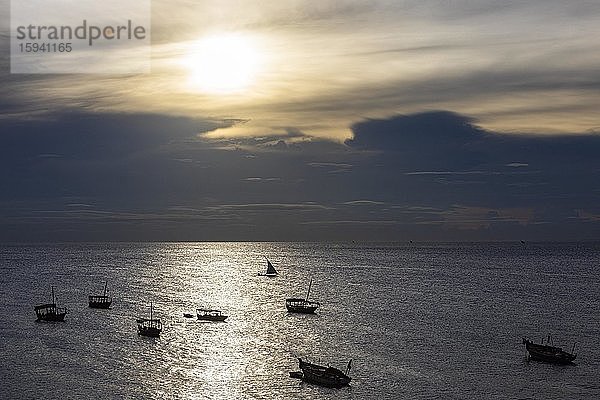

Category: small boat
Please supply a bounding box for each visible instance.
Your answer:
[183,313,194,318]
[258,257,278,276]
[88,281,112,309]
[197,308,228,321]
[137,302,162,337]
[523,335,577,364]
[286,278,319,314]
[34,286,67,322]
[291,358,352,388]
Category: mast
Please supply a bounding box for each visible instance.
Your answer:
[51,286,55,304]
[103,281,108,297]
[150,302,153,321]
[306,278,313,301]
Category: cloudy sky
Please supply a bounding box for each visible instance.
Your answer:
[1,0,600,241]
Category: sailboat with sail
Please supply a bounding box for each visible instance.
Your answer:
[286,278,320,314]
[258,257,278,277]
[137,302,162,337]
[34,286,67,322]
[88,281,112,309]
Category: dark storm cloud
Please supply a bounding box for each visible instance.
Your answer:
[346,110,600,180]
[1,110,600,241]
[347,111,484,150]
[343,111,600,239]
[0,111,350,240]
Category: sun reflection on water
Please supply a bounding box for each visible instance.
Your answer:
[132,242,316,399]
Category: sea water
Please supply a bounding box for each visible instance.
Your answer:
[1,242,599,399]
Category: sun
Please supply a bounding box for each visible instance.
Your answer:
[184,34,263,94]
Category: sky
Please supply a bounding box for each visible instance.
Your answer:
[1,0,600,241]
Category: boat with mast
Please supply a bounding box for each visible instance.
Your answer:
[286,278,320,314]
[137,302,162,337]
[290,358,352,388]
[523,335,577,364]
[258,256,278,277]
[34,286,67,322]
[88,282,112,309]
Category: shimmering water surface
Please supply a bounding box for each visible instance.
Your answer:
[1,242,599,399]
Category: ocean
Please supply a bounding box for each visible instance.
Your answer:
[0,242,599,399]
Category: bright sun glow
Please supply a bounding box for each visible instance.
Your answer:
[184,34,263,94]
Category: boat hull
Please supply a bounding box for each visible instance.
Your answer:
[36,312,67,322]
[286,298,319,314]
[286,304,318,314]
[138,326,161,337]
[298,359,351,388]
[197,309,228,321]
[527,352,576,364]
[88,295,112,309]
[302,369,351,388]
[89,301,111,309]
[523,339,576,364]
[35,303,67,322]
[197,315,228,321]
[137,303,162,337]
